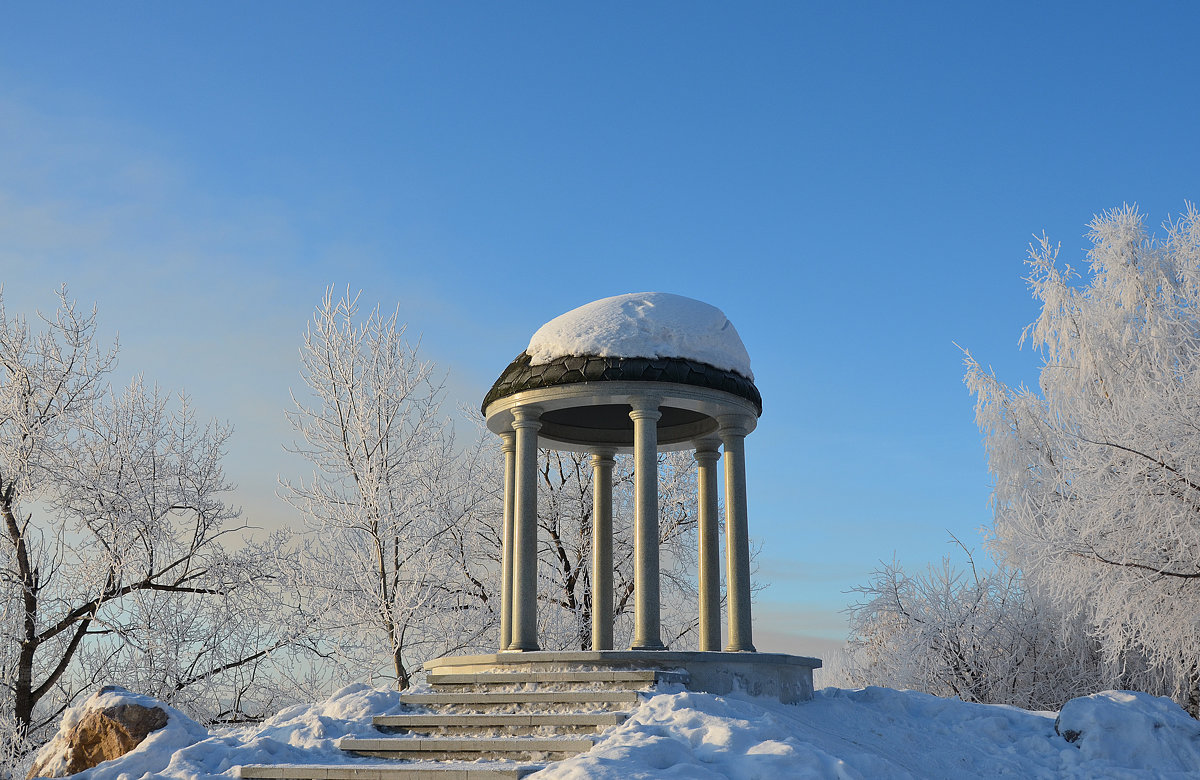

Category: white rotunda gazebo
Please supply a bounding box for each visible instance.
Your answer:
[421,292,819,707]
[483,292,763,654]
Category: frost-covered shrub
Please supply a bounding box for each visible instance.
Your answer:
[839,546,1128,710]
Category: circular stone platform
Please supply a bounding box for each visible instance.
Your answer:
[425,650,822,705]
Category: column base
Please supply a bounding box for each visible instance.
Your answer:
[629,641,666,651]
[724,643,757,653]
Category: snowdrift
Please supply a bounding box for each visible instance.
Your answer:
[29,684,1200,780]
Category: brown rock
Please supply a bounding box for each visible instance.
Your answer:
[27,694,169,778]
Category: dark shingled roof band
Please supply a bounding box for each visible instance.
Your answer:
[482,352,763,416]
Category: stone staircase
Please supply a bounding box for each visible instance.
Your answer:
[238,666,686,780]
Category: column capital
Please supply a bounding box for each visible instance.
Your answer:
[499,430,516,454]
[693,437,722,462]
[628,396,662,421]
[589,447,617,467]
[511,405,543,430]
[717,413,754,439]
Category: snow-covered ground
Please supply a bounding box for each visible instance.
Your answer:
[35,683,1200,780]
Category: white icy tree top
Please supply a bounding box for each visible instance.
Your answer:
[526,292,754,380]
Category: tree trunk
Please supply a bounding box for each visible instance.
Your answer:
[393,648,411,691]
[1186,663,1199,719]
[3,485,38,736]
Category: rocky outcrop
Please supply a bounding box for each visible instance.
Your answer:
[27,686,169,778]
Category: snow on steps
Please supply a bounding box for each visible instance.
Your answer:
[371,712,628,735]
[338,735,594,760]
[238,667,683,779]
[239,765,539,779]
[393,690,640,709]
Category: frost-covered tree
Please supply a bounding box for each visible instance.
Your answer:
[283,289,489,690]
[965,205,1200,715]
[0,288,304,771]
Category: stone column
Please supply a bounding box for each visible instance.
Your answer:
[629,398,665,650]
[719,414,756,652]
[693,439,722,652]
[590,448,616,651]
[510,406,542,651]
[498,431,516,651]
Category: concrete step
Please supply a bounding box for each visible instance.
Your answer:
[238,763,541,779]
[339,736,594,761]
[427,669,687,691]
[375,711,627,735]
[399,690,640,711]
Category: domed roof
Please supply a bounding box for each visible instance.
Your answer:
[527,292,753,380]
[482,293,761,416]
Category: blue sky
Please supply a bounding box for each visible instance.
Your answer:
[2,3,1198,658]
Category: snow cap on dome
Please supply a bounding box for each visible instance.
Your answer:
[527,292,753,381]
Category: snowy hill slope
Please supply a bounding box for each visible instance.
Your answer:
[32,684,1200,780]
[544,686,1200,779]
